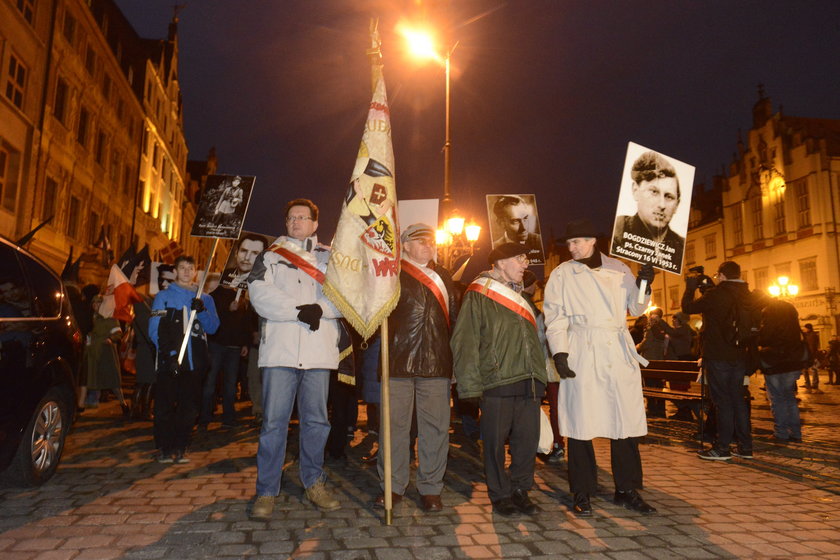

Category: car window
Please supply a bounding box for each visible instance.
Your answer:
[0,243,34,319]
[19,252,63,318]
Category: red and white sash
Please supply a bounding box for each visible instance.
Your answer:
[401,259,450,325]
[466,277,536,328]
[270,243,325,284]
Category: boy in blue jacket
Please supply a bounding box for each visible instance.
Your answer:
[150,255,219,463]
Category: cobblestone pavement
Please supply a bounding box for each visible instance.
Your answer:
[0,375,838,559]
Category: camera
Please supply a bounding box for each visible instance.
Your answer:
[688,265,715,293]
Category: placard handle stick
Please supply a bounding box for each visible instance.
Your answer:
[177,238,220,366]
[637,278,648,305]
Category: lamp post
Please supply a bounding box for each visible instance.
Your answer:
[401,27,457,219]
[768,276,799,298]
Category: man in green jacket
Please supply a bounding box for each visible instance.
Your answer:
[451,243,548,517]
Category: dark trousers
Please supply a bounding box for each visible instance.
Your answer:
[705,359,752,451]
[200,342,240,424]
[326,374,357,459]
[480,393,540,502]
[154,368,203,454]
[567,437,643,495]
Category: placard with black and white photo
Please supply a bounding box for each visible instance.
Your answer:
[485,193,545,265]
[220,230,275,290]
[191,174,256,239]
[609,142,695,275]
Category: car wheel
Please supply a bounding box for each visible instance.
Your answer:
[7,387,70,486]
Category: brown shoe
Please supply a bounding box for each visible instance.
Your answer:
[373,492,402,508]
[421,494,443,512]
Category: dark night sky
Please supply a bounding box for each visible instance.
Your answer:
[115,0,840,244]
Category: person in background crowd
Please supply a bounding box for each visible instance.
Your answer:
[198,279,258,430]
[757,297,807,443]
[801,323,821,393]
[150,255,220,464]
[629,315,648,346]
[544,219,657,518]
[636,307,669,418]
[452,242,547,517]
[682,260,759,462]
[78,294,130,417]
[130,294,156,420]
[248,198,342,519]
[827,335,840,385]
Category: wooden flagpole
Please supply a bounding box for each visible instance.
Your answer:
[380,320,393,524]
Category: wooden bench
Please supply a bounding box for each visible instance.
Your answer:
[640,360,708,437]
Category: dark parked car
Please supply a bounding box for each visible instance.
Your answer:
[0,236,81,485]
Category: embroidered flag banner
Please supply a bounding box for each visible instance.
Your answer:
[324,39,400,340]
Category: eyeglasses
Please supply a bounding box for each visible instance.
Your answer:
[514,254,529,264]
[286,216,313,223]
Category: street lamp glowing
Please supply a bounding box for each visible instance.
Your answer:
[465,223,482,242]
[400,26,442,63]
[446,216,465,235]
[435,229,452,246]
[787,284,799,296]
[778,276,789,287]
[768,276,798,298]
[768,285,781,297]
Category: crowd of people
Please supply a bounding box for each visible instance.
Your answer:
[71,196,835,521]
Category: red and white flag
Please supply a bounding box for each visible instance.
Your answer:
[323,38,400,340]
[99,264,142,322]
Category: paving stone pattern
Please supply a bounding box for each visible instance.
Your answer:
[0,375,837,559]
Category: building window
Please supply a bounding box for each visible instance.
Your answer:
[53,77,69,124]
[110,150,120,182]
[795,179,811,229]
[704,234,716,260]
[88,211,100,245]
[84,45,96,75]
[62,11,77,44]
[669,285,679,310]
[799,259,818,292]
[5,53,27,109]
[152,143,159,169]
[732,203,743,246]
[43,177,58,221]
[751,196,763,241]
[16,0,35,23]
[753,267,768,292]
[685,241,695,265]
[94,130,106,164]
[77,107,90,146]
[66,195,81,238]
[102,73,111,102]
[773,192,786,236]
[0,143,22,212]
[775,262,791,280]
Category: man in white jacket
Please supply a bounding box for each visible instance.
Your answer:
[544,219,657,518]
[248,198,342,519]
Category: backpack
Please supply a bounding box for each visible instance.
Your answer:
[722,289,761,351]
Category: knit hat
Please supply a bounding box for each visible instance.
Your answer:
[562,219,598,241]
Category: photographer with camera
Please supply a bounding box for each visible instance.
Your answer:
[682,261,760,461]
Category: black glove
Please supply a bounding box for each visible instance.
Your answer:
[636,263,654,294]
[296,303,323,331]
[553,353,576,379]
[459,397,481,417]
[684,274,700,292]
[191,298,205,313]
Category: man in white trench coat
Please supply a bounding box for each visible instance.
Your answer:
[544,219,657,517]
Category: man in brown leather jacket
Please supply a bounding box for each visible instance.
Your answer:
[374,224,458,513]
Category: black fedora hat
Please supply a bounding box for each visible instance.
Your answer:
[562,219,598,241]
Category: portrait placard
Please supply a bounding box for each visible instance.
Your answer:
[220,230,275,290]
[609,142,695,275]
[485,193,545,265]
[191,174,256,239]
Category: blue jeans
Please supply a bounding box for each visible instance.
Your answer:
[256,367,330,496]
[764,371,802,439]
[200,342,241,424]
[706,359,752,451]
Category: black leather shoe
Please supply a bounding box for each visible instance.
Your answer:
[614,489,657,515]
[572,493,592,517]
[492,498,520,517]
[511,489,538,515]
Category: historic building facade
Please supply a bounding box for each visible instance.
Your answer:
[1,0,207,287]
